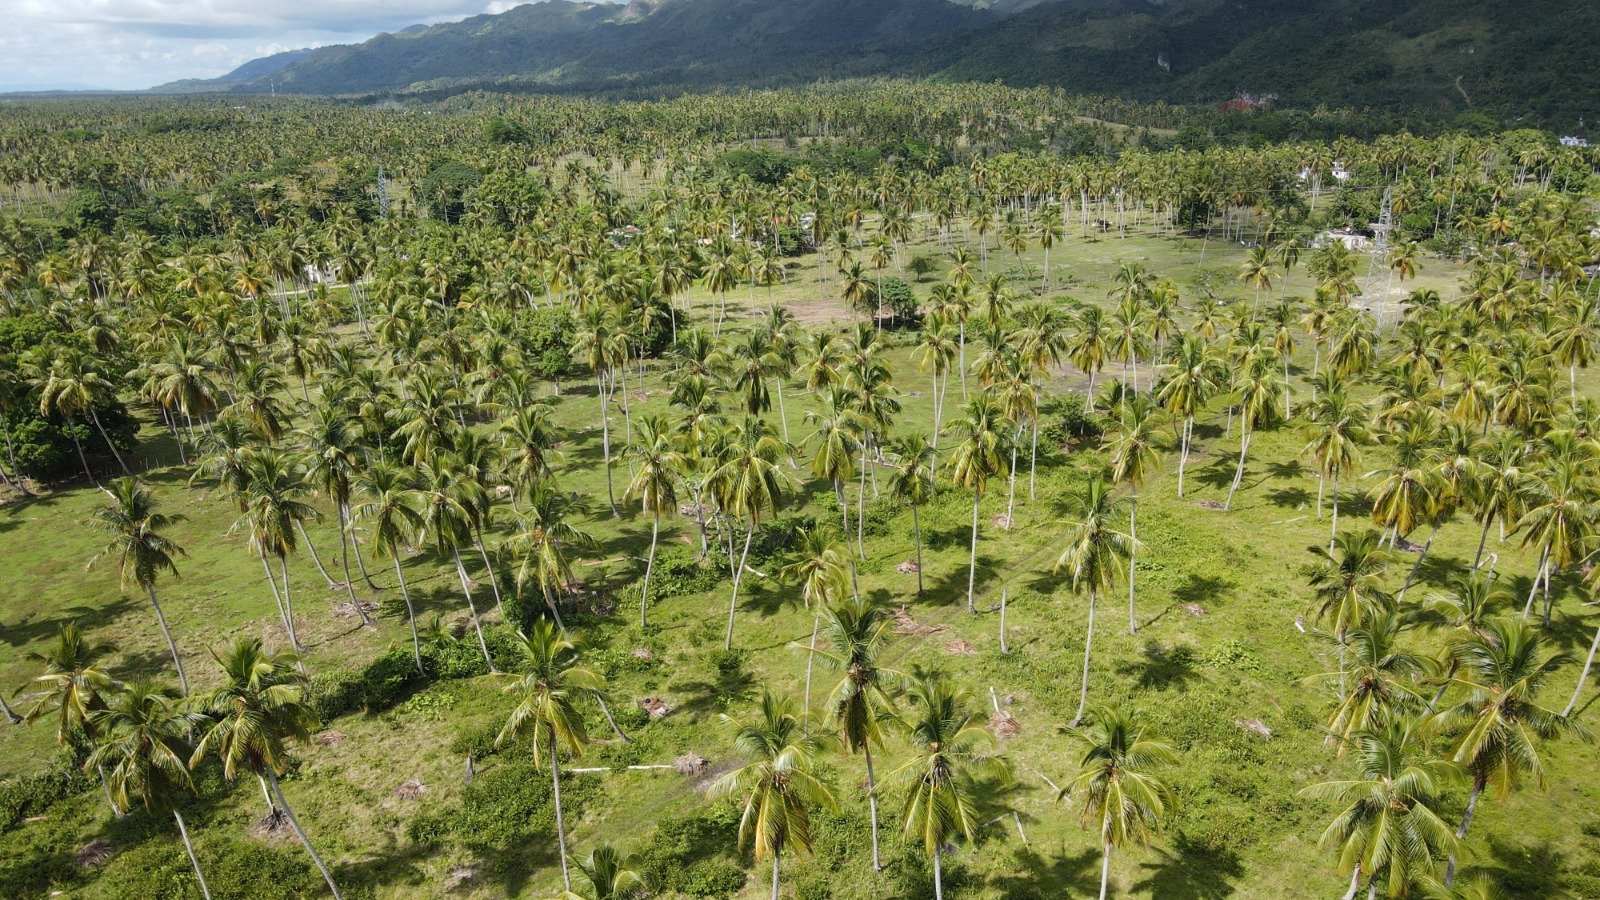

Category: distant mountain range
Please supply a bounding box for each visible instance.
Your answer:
[151,0,1600,125]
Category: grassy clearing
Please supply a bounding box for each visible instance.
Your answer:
[3,225,1597,899]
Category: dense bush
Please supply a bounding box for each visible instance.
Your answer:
[0,765,94,834]
[407,754,594,853]
[1042,394,1105,447]
[634,803,747,897]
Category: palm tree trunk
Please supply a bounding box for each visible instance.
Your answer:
[1029,417,1039,502]
[266,770,342,900]
[1522,546,1550,619]
[393,555,424,676]
[550,739,572,892]
[967,489,982,614]
[724,527,755,650]
[346,508,381,590]
[261,556,296,650]
[1329,467,1341,556]
[1341,865,1362,900]
[1445,781,1482,887]
[999,588,1009,654]
[599,373,618,516]
[933,842,944,900]
[1177,417,1192,498]
[865,744,882,872]
[642,512,659,629]
[912,502,925,596]
[596,695,633,743]
[774,377,790,444]
[0,691,21,724]
[67,416,97,485]
[1224,426,1251,511]
[771,846,782,900]
[472,524,505,619]
[87,407,130,475]
[1398,524,1439,602]
[1128,490,1138,635]
[1564,619,1600,717]
[173,808,213,900]
[294,520,339,589]
[144,583,189,694]
[1005,429,1019,527]
[1072,588,1098,727]
[1099,842,1111,900]
[1473,514,1493,569]
[333,507,372,627]
[452,549,496,672]
[0,417,32,497]
[857,445,869,559]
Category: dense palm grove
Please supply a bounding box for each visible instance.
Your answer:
[2,83,1600,898]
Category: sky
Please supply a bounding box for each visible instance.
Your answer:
[0,0,559,92]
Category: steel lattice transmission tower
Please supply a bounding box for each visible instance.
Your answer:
[1366,186,1394,325]
[376,166,392,218]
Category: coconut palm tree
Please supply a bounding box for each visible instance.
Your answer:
[1224,355,1283,511]
[710,417,789,650]
[487,621,607,893]
[1108,398,1161,634]
[816,596,903,872]
[1056,473,1133,726]
[353,462,427,675]
[881,673,1009,900]
[551,844,647,900]
[886,432,937,597]
[87,477,190,693]
[1157,334,1223,498]
[709,691,837,900]
[21,623,121,811]
[1303,384,1372,553]
[1301,712,1461,899]
[35,345,130,477]
[502,479,597,633]
[947,395,1011,614]
[1312,609,1426,753]
[1433,618,1584,886]
[234,447,317,651]
[88,680,213,899]
[1057,703,1179,900]
[190,637,342,899]
[623,415,682,629]
[1306,530,1393,642]
[415,456,496,671]
[779,526,850,610]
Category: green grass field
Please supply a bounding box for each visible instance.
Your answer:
[3,224,1597,899]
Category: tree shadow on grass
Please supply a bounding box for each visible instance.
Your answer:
[668,668,757,721]
[1171,573,1236,610]
[1114,640,1201,692]
[2,596,139,648]
[1130,834,1243,899]
[1264,485,1313,509]
[990,846,1101,898]
[1471,835,1571,897]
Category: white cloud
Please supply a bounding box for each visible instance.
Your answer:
[1,0,564,90]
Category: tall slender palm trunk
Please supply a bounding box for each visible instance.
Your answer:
[1099,842,1112,900]
[1565,620,1600,717]
[933,842,944,900]
[550,739,572,892]
[173,809,213,900]
[1176,417,1192,498]
[966,489,982,614]
[599,373,618,516]
[1128,491,1139,634]
[865,745,882,871]
[266,770,342,900]
[724,527,755,650]
[452,548,496,672]
[332,508,373,627]
[1444,780,1483,887]
[294,521,339,589]
[87,407,130,475]
[144,583,189,694]
[641,512,660,629]
[391,555,424,676]
[1072,588,1097,727]
[911,503,925,596]
[1224,426,1252,511]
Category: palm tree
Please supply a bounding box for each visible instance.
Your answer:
[88,680,213,900]
[235,447,317,651]
[1312,610,1426,752]
[1108,399,1160,634]
[623,415,682,629]
[35,345,130,477]
[1224,355,1282,511]
[886,432,938,596]
[1301,712,1461,899]
[709,692,837,900]
[1306,530,1393,643]
[947,396,1011,614]
[1056,473,1134,726]
[502,479,597,633]
[353,462,427,675]
[816,596,902,871]
[881,674,1009,900]
[22,623,121,810]
[779,526,851,610]
[1157,334,1222,499]
[1302,385,1372,553]
[552,844,647,900]
[488,621,607,893]
[1058,703,1179,900]
[710,417,789,650]
[1433,618,1584,886]
[415,456,496,671]
[87,477,190,693]
[191,637,343,899]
